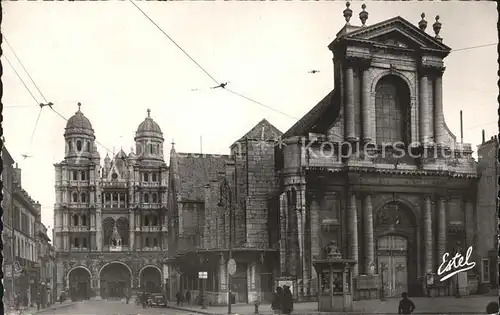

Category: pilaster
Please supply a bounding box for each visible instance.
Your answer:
[419,74,430,144]
[433,73,444,145]
[423,195,433,273]
[129,210,135,250]
[344,66,356,141]
[96,210,102,251]
[437,196,447,265]
[363,194,374,274]
[348,193,359,276]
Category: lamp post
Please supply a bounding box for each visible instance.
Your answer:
[217,178,233,315]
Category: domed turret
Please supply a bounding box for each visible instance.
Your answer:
[64,102,94,137]
[134,109,164,162]
[64,102,96,162]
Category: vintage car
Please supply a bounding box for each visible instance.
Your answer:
[149,293,167,307]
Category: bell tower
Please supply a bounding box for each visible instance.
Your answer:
[328,3,454,149]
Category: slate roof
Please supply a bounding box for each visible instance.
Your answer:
[234,119,283,143]
[283,89,340,138]
[175,153,231,201]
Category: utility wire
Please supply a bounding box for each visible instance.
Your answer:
[128,0,219,86]
[452,43,497,52]
[29,108,43,148]
[3,55,40,106]
[3,35,49,103]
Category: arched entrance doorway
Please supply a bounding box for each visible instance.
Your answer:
[374,201,417,297]
[68,267,91,301]
[139,266,162,293]
[99,262,132,299]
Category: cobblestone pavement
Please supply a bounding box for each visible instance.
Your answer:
[168,295,497,315]
[5,301,75,315]
[19,300,193,315]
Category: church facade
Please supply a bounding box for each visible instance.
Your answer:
[53,106,168,300]
[276,6,497,300]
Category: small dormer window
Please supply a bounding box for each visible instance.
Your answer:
[76,140,82,151]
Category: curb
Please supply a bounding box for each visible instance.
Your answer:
[34,302,75,314]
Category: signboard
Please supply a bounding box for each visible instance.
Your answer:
[227,259,237,276]
[198,271,208,279]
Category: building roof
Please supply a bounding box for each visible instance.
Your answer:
[233,119,283,145]
[175,153,230,201]
[283,89,339,138]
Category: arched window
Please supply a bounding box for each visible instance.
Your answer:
[152,216,158,226]
[153,238,158,247]
[145,238,150,247]
[76,140,82,151]
[81,193,87,203]
[149,144,153,154]
[86,142,91,152]
[144,173,149,182]
[74,238,79,248]
[81,215,87,226]
[152,193,157,203]
[81,171,86,181]
[72,193,78,203]
[82,238,87,248]
[157,144,160,155]
[113,193,118,207]
[73,214,79,226]
[144,216,149,226]
[73,171,78,180]
[374,75,411,145]
[152,173,157,182]
[144,193,149,203]
[67,141,72,152]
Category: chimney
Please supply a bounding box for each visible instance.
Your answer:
[482,129,485,144]
[14,163,22,187]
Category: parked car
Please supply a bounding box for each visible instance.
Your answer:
[149,294,167,307]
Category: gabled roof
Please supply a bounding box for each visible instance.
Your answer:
[283,89,340,139]
[331,16,451,54]
[232,119,283,146]
[175,153,231,201]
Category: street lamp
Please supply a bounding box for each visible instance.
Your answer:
[217,178,233,315]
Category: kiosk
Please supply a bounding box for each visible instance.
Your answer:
[313,241,357,312]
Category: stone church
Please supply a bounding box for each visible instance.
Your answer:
[53,106,169,300]
[276,4,497,300]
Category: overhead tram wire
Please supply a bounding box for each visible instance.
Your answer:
[3,35,50,103]
[3,44,117,158]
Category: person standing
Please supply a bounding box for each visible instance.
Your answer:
[281,285,293,315]
[398,292,415,315]
[271,286,283,315]
[185,290,191,305]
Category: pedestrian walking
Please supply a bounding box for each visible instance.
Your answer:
[281,285,293,315]
[185,290,191,305]
[271,286,283,315]
[176,291,183,306]
[398,292,415,315]
[486,301,499,314]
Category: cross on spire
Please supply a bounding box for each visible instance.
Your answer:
[77,102,82,111]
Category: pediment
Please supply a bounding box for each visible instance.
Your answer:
[345,16,451,53]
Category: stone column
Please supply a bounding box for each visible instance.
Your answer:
[218,255,227,304]
[348,193,359,276]
[129,211,135,250]
[279,193,288,275]
[363,194,375,275]
[423,195,433,273]
[437,197,447,265]
[345,66,356,141]
[433,74,444,145]
[361,65,374,143]
[309,196,320,296]
[419,73,430,144]
[96,210,102,251]
[464,199,476,263]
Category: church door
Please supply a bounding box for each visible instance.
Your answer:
[377,235,408,297]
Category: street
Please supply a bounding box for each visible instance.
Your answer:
[23,300,192,315]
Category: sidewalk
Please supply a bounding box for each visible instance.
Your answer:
[168,295,496,315]
[5,301,74,315]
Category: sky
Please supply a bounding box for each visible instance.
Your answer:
[2,1,498,240]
